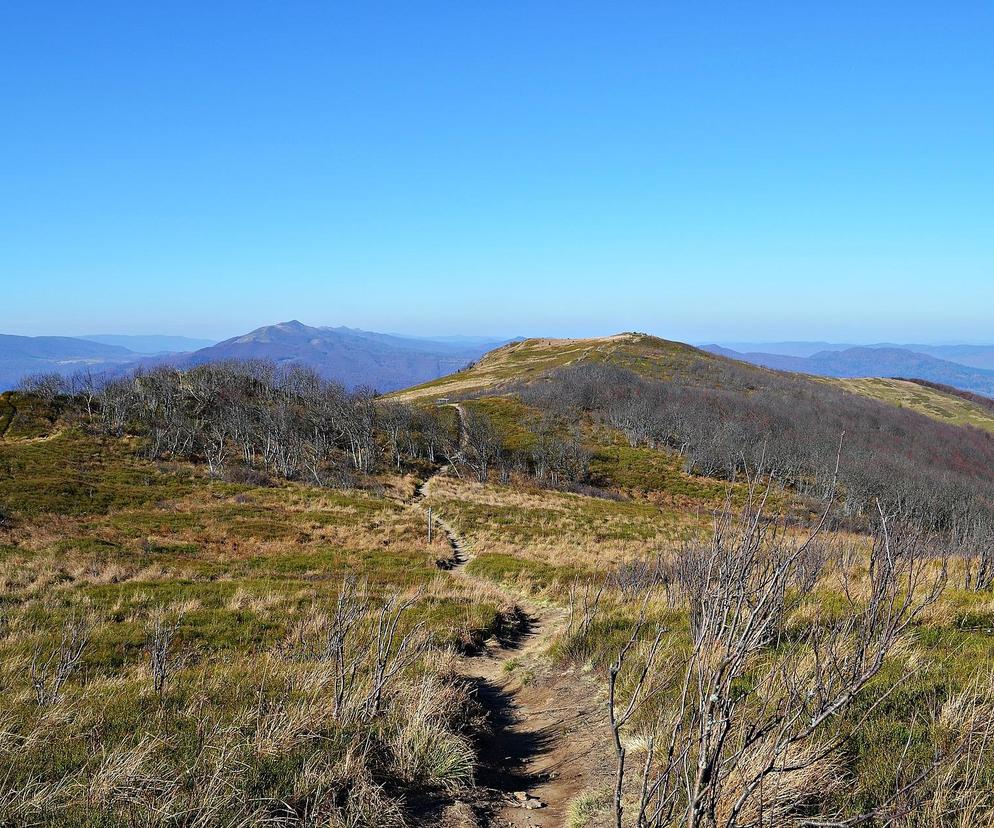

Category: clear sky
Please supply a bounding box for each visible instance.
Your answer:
[2,2,993,343]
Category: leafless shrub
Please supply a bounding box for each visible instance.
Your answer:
[792,537,832,594]
[147,610,182,699]
[531,429,591,487]
[609,495,947,828]
[461,408,502,483]
[610,556,668,600]
[567,577,606,640]
[282,577,429,726]
[18,372,68,401]
[518,360,994,531]
[365,590,428,718]
[30,613,91,707]
[952,520,994,592]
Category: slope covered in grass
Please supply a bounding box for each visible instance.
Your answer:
[396,333,994,530]
[391,333,721,401]
[9,347,994,825]
[398,332,994,439]
[0,402,514,826]
[832,377,994,433]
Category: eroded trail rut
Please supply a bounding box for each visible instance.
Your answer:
[413,473,611,828]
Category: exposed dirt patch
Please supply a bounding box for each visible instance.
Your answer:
[455,608,612,827]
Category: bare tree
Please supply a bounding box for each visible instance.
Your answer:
[364,590,426,718]
[18,372,68,401]
[461,408,502,483]
[68,369,100,419]
[324,575,369,720]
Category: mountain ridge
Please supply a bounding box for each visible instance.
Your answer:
[79,334,217,354]
[0,323,512,392]
[179,320,508,392]
[704,344,994,396]
[710,340,994,370]
[0,334,141,390]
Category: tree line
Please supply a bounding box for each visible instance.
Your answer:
[18,363,589,489]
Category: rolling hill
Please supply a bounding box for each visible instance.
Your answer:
[396,332,994,433]
[392,332,716,400]
[395,331,994,530]
[7,332,994,824]
[901,343,994,370]
[0,334,142,390]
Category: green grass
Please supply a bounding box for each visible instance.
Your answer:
[430,489,682,546]
[0,391,62,440]
[0,427,520,824]
[589,442,732,500]
[462,396,541,452]
[466,553,588,591]
[0,430,198,516]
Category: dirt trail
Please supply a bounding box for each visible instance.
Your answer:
[414,466,611,828]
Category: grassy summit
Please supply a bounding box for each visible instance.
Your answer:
[392,333,718,401]
[395,333,994,437]
[831,376,994,433]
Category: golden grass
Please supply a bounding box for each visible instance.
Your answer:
[423,475,703,575]
[832,377,994,433]
[389,332,716,402]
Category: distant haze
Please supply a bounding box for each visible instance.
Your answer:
[0,321,510,393]
[707,342,994,396]
[80,335,217,355]
[713,341,994,371]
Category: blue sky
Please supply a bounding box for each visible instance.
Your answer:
[2,2,993,342]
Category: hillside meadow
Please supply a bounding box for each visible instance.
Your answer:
[0,404,516,826]
[5,339,994,826]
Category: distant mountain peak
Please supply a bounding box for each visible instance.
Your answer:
[274,319,310,332]
[182,321,512,392]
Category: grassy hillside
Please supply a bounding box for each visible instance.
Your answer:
[391,333,721,401]
[831,377,994,433]
[398,333,994,529]
[7,350,994,826]
[0,406,515,826]
[397,332,994,432]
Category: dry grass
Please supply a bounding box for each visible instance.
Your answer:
[8,392,994,825]
[424,476,703,575]
[389,333,714,402]
[832,377,994,434]
[0,435,521,825]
